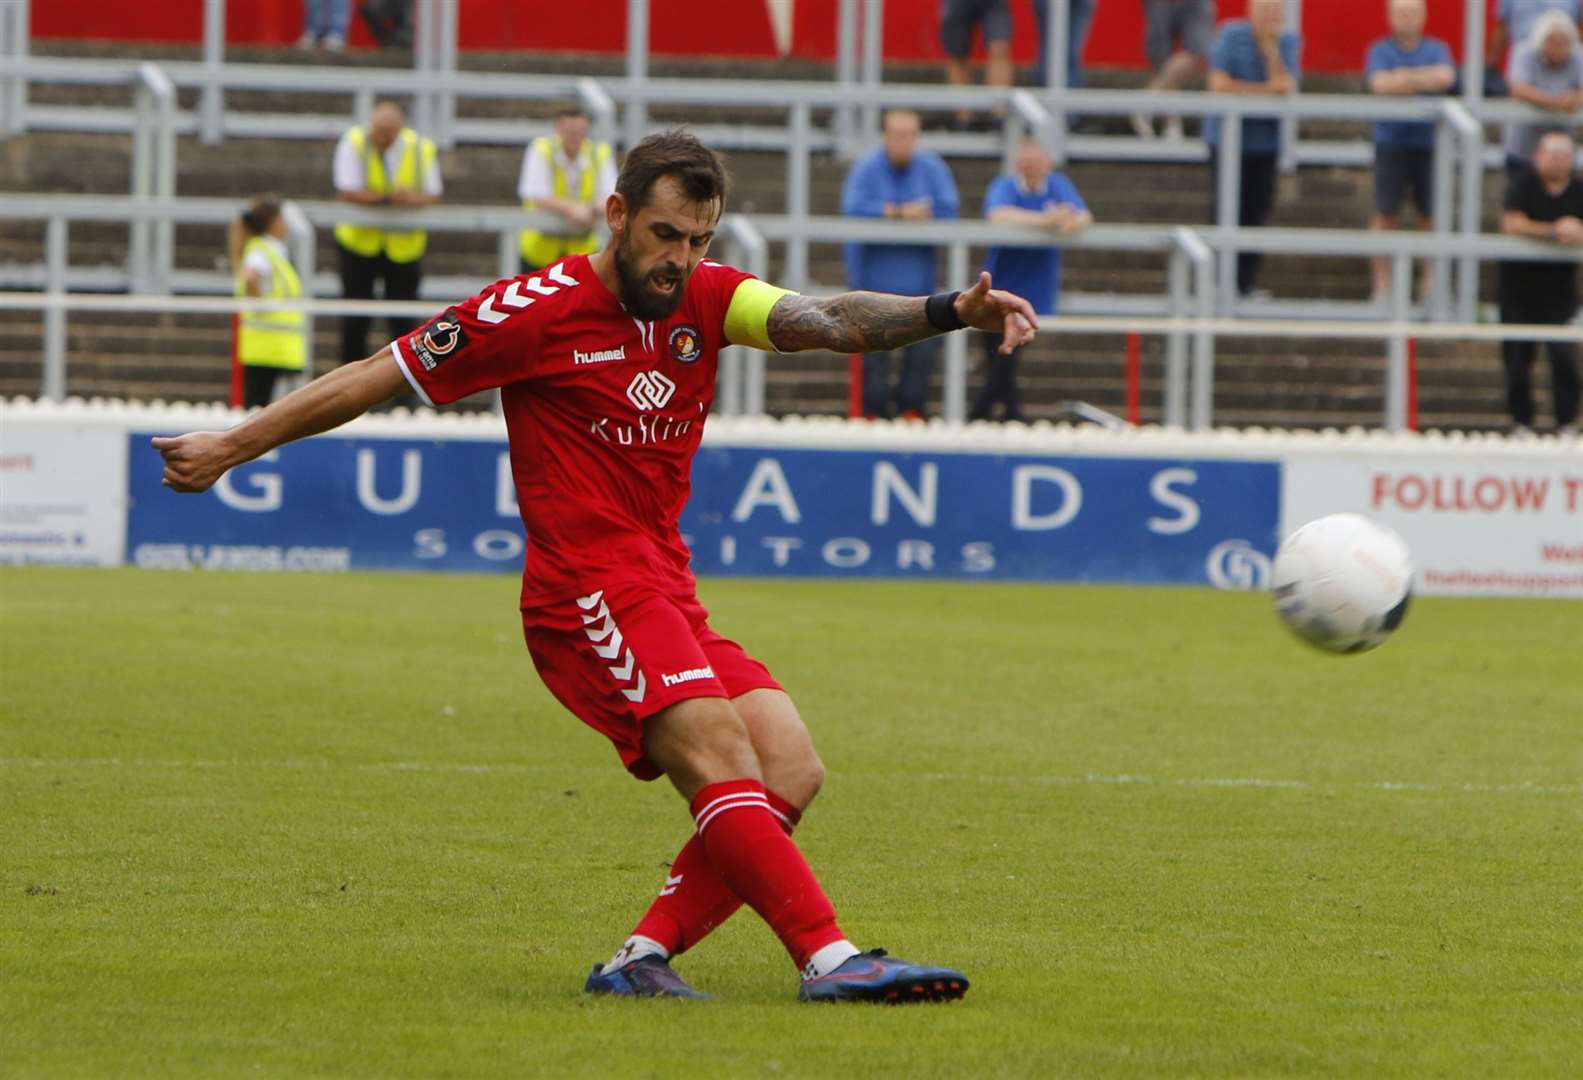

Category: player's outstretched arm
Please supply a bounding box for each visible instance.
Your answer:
[152,348,409,493]
[765,272,1037,356]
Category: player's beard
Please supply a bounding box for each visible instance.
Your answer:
[613,232,689,321]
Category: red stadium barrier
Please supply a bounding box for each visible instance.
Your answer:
[1125,331,1141,427]
[847,353,862,419]
[29,0,1492,75]
[1406,336,1419,433]
[229,313,242,409]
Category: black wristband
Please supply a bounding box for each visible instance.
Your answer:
[925,290,966,332]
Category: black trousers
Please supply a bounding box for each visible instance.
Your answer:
[338,243,423,363]
[969,332,1025,422]
[862,337,939,419]
[242,365,284,410]
[1499,280,1580,429]
[1208,150,1278,296]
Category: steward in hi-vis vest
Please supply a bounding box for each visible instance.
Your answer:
[229,197,305,409]
[331,101,443,368]
[517,107,617,274]
[333,124,438,263]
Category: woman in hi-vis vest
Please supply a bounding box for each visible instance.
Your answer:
[229,196,306,410]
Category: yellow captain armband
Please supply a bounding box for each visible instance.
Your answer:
[723,278,797,353]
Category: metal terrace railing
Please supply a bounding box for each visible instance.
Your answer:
[3,47,1580,331]
[3,194,1581,431]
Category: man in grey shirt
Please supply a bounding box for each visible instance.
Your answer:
[1506,11,1583,174]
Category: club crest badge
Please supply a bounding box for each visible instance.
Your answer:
[669,324,703,364]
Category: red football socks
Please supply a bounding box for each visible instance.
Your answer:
[654,779,840,970]
[632,789,801,956]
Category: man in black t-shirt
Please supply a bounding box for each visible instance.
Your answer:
[1500,130,1583,436]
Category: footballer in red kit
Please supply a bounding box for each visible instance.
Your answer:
[154,130,1038,1004]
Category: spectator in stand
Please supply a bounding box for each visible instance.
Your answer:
[298,0,351,52]
[1488,0,1581,95]
[1499,130,1583,437]
[1205,0,1301,299]
[941,0,1014,129]
[1365,0,1456,304]
[841,109,961,420]
[1132,1,1217,142]
[518,107,617,276]
[971,138,1090,423]
[1029,0,1098,86]
[359,0,412,48]
[1505,12,1583,178]
[332,100,442,367]
[229,196,305,410]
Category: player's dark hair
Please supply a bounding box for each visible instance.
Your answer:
[615,129,729,218]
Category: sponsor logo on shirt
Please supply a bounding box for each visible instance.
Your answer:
[412,309,468,371]
[669,324,703,364]
[661,665,715,688]
[626,369,677,410]
[589,411,696,447]
[573,345,627,365]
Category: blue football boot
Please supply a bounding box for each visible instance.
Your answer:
[797,948,969,1004]
[583,955,710,1000]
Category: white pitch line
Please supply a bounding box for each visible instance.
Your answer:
[912,771,1583,797]
[1,758,1578,797]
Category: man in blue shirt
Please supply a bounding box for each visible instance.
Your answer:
[841,109,962,419]
[1365,0,1455,303]
[1206,0,1301,298]
[972,139,1091,423]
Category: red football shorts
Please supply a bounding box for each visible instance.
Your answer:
[522,583,783,781]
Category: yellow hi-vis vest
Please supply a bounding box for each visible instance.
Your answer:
[519,136,612,266]
[235,236,305,371]
[334,126,436,263]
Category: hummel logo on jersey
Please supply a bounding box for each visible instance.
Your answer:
[573,345,626,365]
[626,370,677,410]
[660,665,715,688]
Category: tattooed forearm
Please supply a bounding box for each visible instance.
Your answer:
[766,292,938,354]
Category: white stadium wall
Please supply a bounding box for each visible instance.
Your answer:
[2,400,1579,598]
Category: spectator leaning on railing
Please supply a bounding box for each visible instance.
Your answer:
[1489,0,1582,95]
[518,106,617,276]
[840,109,961,420]
[971,138,1090,424]
[1132,0,1217,142]
[1505,12,1583,179]
[1499,130,1583,439]
[332,100,442,368]
[1365,0,1455,305]
[1205,0,1301,299]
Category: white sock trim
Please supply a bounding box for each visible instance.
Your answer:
[801,939,861,981]
[694,794,771,834]
[601,934,669,975]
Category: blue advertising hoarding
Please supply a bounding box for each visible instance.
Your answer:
[126,432,1280,587]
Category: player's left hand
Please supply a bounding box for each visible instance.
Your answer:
[954,271,1038,354]
[151,431,234,494]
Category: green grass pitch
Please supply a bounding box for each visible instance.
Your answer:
[2,567,1579,1078]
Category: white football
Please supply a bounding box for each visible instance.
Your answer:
[1271,513,1414,654]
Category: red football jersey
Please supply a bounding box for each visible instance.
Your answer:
[391,254,755,608]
